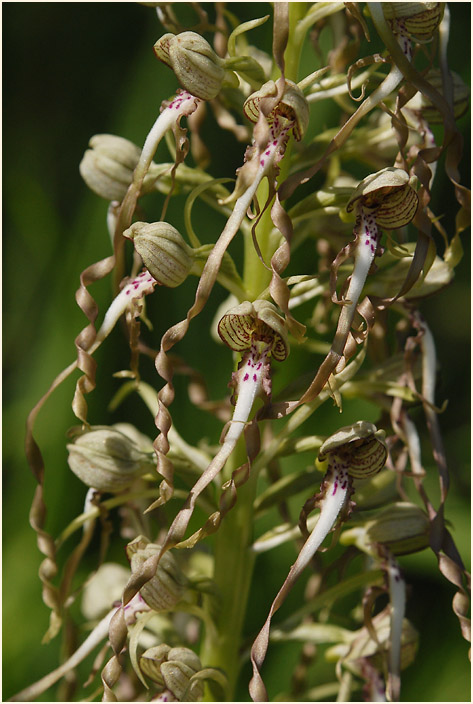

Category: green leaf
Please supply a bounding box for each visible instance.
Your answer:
[226,15,270,56]
[223,55,267,85]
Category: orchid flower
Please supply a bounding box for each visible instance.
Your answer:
[250,421,388,701]
[151,301,288,556]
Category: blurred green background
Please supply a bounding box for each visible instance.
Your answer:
[3,3,470,701]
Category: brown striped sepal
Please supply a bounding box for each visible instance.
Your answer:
[382,2,445,41]
[243,79,309,141]
[347,167,418,229]
[318,421,388,480]
[217,299,289,361]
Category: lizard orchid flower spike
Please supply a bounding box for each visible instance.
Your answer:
[249,421,387,702]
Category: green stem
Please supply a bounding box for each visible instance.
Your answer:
[201,8,310,699]
[242,2,307,300]
[200,435,257,700]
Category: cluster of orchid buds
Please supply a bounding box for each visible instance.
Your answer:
[21,3,470,704]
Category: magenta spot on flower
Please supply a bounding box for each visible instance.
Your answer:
[260,159,265,167]
[134,283,140,289]
[332,481,338,495]
[243,373,249,382]
[256,362,262,370]
[253,374,257,382]
[125,289,131,295]
[265,150,270,155]
[273,140,278,146]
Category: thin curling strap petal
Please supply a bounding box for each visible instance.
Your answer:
[249,466,350,701]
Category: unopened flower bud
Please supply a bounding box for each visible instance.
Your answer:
[367,502,430,555]
[217,299,289,361]
[347,167,418,229]
[79,134,163,201]
[140,644,204,700]
[79,134,141,201]
[154,31,225,100]
[67,425,153,492]
[124,221,195,288]
[406,68,469,123]
[318,421,388,480]
[243,79,310,141]
[382,2,445,41]
[81,563,130,620]
[326,611,418,673]
[126,536,187,611]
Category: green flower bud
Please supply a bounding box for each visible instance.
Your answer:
[326,611,418,673]
[81,563,130,620]
[217,299,289,361]
[405,68,470,124]
[79,134,165,201]
[382,2,445,41]
[243,79,310,141]
[364,242,454,300]
[79,134,141,201]
[154,31,225,100]
[67,425,153,492]
[126,536,187,611]
[140,644,204,700]
[318,421,388,480]
[341,502,431,556]
[346,167,418,229]
[367,502,430,555]
[124,221,195,288]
